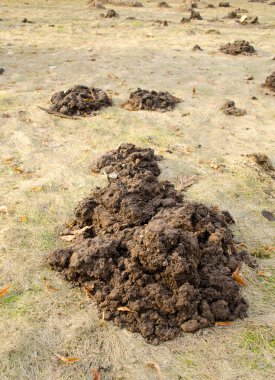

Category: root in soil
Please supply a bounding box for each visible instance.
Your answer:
[263,71,275,91]
[221,100,246,116]
[122,89,181,112]
[48,144,256,344]
[49,85,112,116]
[220,40,256,55]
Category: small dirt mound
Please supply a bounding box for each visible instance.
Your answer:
[0,68,4,75]
[158,1,170,7]
[122,89,181,112]
[190,9,203,19]
[221,100,246,116]
[193,44,203,51]
[106,9,117,17]
[263,71,275,91]
[219,2,230,6]
[220,40,256,55]
[247,153,274,171]
[49,85,112,116]
[48,144,256,344]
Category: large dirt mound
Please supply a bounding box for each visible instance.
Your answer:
[220,40,256,55]
[263,71,275,91]
[48,144,255,344]
[49,85,112,116]
[122,89,181,111]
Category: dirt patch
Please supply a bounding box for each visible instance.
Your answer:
[221,100,246,116]
[263,71,275,92]
[121,89,181,111]
[220,40,256,55]
[48,144,256,344]
[48,85,112,116]
[193,45,203,51]
[247,153,274,172]
[0,68,4,75]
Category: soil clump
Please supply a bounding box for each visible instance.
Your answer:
[122,89,181,111]
[220,40,256,55]
[48,144,255,344]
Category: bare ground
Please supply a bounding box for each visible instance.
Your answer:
[0,0,274,379]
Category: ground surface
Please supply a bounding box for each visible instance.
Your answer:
[0,0,274,379]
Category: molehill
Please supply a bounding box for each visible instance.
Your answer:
[49,85,112,116]
[48,144,255,344]
[122,89,181,111]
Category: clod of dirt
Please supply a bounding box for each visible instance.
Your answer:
[131,1,143,6]
[158,1,170,7]
[22,18,34,23]
[206,3,215,7]
[48,143,256,344]
[261,210,275,221]
[221,100,246,116]
[220,40,256,55]
[263,71,275,92]
[122,89,181,112]
[224,11,239,19]
[237,15,259,25]
[247,153,274,172]
[106,9,117,17]
[270,1,275,4]
[190,9,203,20]
[180,16,191,23]
[191,2,198,8]
[0,68,4,75]
[49,85,112,116]
[219,2,230,6]
[155,19,168,26]
[193,45,203,51]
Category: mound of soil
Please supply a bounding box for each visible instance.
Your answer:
[158,1,170,7]
[263,71,275,91]
[49,85,112,116]
[220,40,256,55]
[48,143,255,344]
[105,9,117,17]
[122,89,181,111]
[221,100,246,116]
[193,44,203,51]
[190,9,203,20]
[219,2,230,6]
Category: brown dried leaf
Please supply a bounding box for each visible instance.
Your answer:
[19,215,28,223]
[215,321,233,326]
[31,186,43,192]
[54,353,80,363]
[45,282,59,292]
[0,285,11,298]
[60,235,75,242]
[257,270,272,277]
[117,306,131,312]
[232,267,246,286]
[145,362,163,380]
[90,368,101,380]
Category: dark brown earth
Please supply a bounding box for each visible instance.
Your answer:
[49,85,112,116]
[48,144,256,344]
[263,71,275,91]
[220,40,256,55]
[106,9,117,18]
[190,9,203,20]
[0,68,4,75]
[219,2,230,6]
[122,88,181,111]
[158,1,170,7]
[221,100,246,116]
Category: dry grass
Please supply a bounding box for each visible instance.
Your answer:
[0,0,274,378]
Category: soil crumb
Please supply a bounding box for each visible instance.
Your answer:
[49,85,112,116]
[105,9,117,17]
[0,68,4,75]
[122,89,181,111]
[221,100,246,116]
[48,144,255,344]
[158,1,170,7]
[193,45,203,51]
[263,71,275,92]
[261,210,275,221]
[220,40,256,55]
